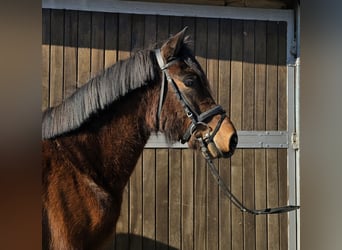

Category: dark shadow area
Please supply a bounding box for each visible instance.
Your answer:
[102,233,179,250]
[42,8,287,65]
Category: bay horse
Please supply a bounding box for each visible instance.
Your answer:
[42,27,237,250]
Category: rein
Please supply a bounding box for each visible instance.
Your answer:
[198,138,300,215]
[154,49,299,215]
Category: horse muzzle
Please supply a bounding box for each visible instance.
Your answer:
[198,131,238,159]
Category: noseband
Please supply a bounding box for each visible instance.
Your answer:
[154,49,299,215]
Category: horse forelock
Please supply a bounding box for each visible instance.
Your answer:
[42,49,159,139]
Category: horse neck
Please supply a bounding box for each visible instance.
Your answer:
[56,83,160,192]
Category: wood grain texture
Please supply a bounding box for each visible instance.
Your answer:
[181,149,194,250]
[230,19,244,250]
[266,21,280,250]
[156,149,169,250]
[143,149,156,250]
[169,149,182,249]
[207,18,220,250]
[218,18,232,250]
[194,17,208,250]
[77,11,91,87]
[91,12,104,78]
[242,20,256,250]
[63,10,77,99]
[50,9,64,107]
[279,149,288,250]
[104,13,118,68]
[254,21,268,250]
[130,156,143,250]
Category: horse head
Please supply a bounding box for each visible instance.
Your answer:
[156,27,237,159]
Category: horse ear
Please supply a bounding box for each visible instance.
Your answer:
[161,26,188,61]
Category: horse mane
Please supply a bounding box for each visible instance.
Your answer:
[42,49,159,139]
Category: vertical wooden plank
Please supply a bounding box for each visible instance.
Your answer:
[157,15,169,42]
[131,14,145,51]
[218,18,231,114]
[104,13,118,68]
[278,21,287,132]
[254,20,268,250]
[42,9,50,110]
[155,7,170,236]
[143,149,156,250]
[266,149,280,250]
[242,20,256,250]
[230,19,243,250]
[169,149,182,250]
[243,148,255,250]
[129,14,145,250]
[230,20,243,128]
[156,149,169,249]
[179,18,195,250]
[194,17,207,250]
[206,18,219,250]
[266,21,278,131]
[255,149,267,250]
[129,156,143,250]
[168,16,183,250]
[63,10,78,100]
[254,20,267,131]
[142,15,157,250]
[50,9,64,107]
[144,15,157,49]
[115,13,132,250]
[77,11,91,87]
[278,21,288,250]
[242,20,255,131]
[91,12,105,77]
[207,18,219,99]
[181,149,194,250]
[278,149,288,250]
[218,18,232,250]
[266,21,280,250]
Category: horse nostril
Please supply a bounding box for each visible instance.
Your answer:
[229,133,238,151]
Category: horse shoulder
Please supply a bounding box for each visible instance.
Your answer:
[42,140,120,249]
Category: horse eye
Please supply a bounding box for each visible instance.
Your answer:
[184,79,194,87]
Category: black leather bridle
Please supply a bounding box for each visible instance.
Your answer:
[155,49,227,149]
[154,49,299,215]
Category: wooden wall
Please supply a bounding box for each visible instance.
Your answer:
[42,9,289,250]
